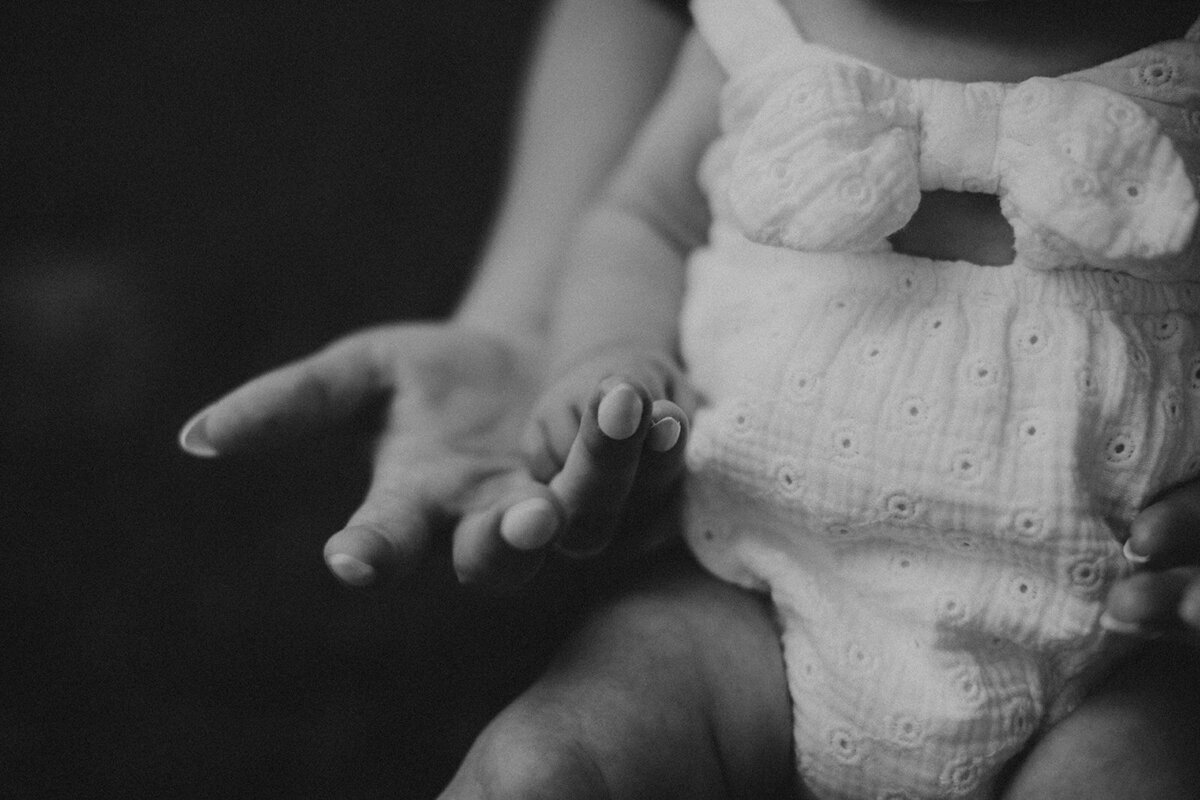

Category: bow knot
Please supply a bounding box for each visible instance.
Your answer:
[727,55,1199,276]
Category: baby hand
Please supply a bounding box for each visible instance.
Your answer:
[1101,482,1200,637]
[507,348,693,557]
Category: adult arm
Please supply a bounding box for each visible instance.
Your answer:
[458,0,687,339]
[178,0,689,589]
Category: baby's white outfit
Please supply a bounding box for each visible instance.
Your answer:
[681,1,1200,797]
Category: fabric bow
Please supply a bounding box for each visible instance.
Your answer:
[727,53,1199,276]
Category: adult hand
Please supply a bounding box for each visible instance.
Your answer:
[1104,481,1200,636]
[179,323,686,592]
[179,324,550,590]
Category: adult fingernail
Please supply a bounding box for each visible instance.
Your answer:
[1098,611,1161,638]
[178,409,219,458]
[326,553,377,587]
[597,384,642,440]
[647,417,681,452]
[1122,539,1150,565]
[500,498,559,550]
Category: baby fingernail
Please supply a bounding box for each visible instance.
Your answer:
[501,498,559,550]
[647,417,681,452]
[1122,539,1150,565]
[178,409,219,458]
[597,384,643,441]
[326,553,377,587]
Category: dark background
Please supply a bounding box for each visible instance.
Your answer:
[1,3,599,796]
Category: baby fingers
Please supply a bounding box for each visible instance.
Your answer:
[635,399,689,495]
[648,406,684,453]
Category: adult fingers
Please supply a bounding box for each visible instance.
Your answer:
[321,405,481,587]
[549,380,653,556]
[1102,567,1200,635]
[178,332,388,457]
[324,428,562,591]
[452,480,564,594]
[323,455,438,588]
[1125,480,1200,568]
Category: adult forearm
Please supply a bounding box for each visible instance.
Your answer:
[456,0,687,339]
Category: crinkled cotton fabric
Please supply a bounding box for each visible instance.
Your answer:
[682,1,1200,798]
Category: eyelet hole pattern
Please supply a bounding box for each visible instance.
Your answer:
[1015,325,1050,355]
[860,342,885,365]
[833,424,861,459]
[826,295,855,313]
[1008,575,1041,602]
[785,366,820,402]
[774,458,804,496]
[727,402,756,435]
[1138,61,1176,88]
[1005,696,1036,739]
[1106,99,1142,128]
[941,757,985,795]
[1189,355,1200,392]
[1150,314,1182,344]
[837,174,875,207]
[885,714,925,748]
[1128,344,1148,370]
[829,728,864,764]
[1103,430,1137,465]
[824,521,858,540]
[899,396,931,427]
[936,593,969,625]
[1120,180,1146,204]
[1162,390,1183,423]
[950,450,984,482]
[1076,366,1098,397]
[1013,509,1045,539]
[1068,557,1106,592]
[1062,169,1099,199]
[968,358,1000,387]
[884,491,918,521]
[843,640,879,673]
[1017,418,1045,446]
[950,663,986,706]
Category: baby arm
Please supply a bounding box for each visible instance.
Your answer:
[512,33,724,556]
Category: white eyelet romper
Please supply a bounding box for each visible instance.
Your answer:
[681,1,1200,797]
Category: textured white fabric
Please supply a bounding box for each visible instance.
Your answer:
[684,1,1200,798]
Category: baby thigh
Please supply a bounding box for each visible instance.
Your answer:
[441,554,795,800]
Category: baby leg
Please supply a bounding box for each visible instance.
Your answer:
[999,638,1200,800]
[439,554,794,800]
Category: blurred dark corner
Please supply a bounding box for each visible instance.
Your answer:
[0,2,592,796]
